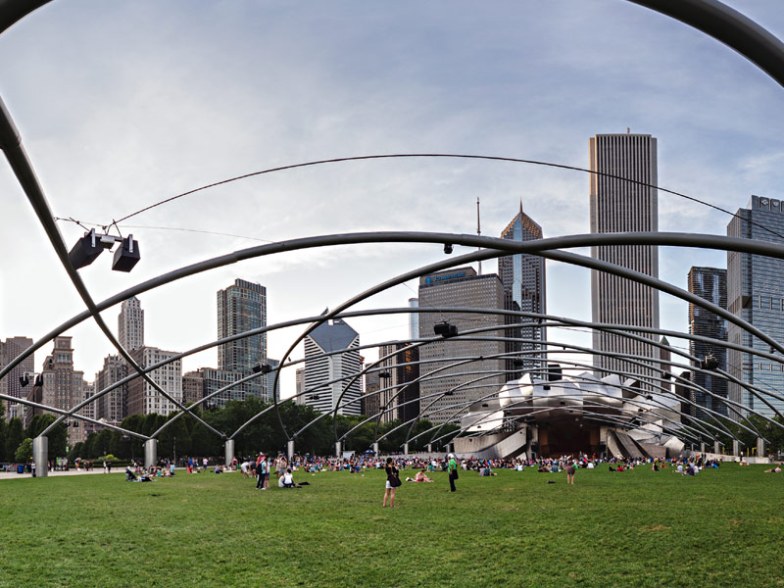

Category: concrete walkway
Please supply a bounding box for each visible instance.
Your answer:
[0,468,120,481]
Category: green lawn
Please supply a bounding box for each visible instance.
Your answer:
[0,463,781,587]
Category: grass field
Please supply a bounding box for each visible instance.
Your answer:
[0,463,782,587]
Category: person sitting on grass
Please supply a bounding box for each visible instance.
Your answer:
[406,469,433,483]
[281,468,297,488]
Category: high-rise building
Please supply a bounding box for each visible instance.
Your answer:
[265,358,281,402]
[688,267,728,418]
[41,336,77,413]
[408,298,419,342]
[182,370,205,406]
[95,354,128,424]
[71,379,96,445]
[217,279,267,373]
[118,297,144,351]
[294,367,305,405]
[499,202,547,374]
[216,279,268,401]
[589,133,660,387]
[126,347,183,416]
[25,336,88,444]
[0,336,34,421]
[727,195,784,419]
[377,343,420,424]
[418,267,507,425]
[303,319,362,416]
[363,369,381,419]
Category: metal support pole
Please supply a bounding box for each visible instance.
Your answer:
[287,439,295,460]
[335,441,342,458]
[700,442,706,454]
[757,437,765,459]
[714,441,721,455]
[403,443,409,456]
[144,439,157,469]
[732,439,740,457]
[225,439,235,469]
[33,435,47,478]
[373,442,379,456]
[426,443,432,454]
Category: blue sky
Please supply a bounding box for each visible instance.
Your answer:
[1,1,783,395]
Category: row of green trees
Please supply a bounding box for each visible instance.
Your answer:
[0,406,69,463]
[67,398,459,462]
[707,414,784,456]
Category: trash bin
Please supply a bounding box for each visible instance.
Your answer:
[16,464,24,474]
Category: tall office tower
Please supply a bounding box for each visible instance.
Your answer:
[418,267,507,425]
[303,319,362,416]
[589,133,660,387]
[1,336,34,421]
[499,203,547,374]
[377,342,420,424]
[217,279,267,372]
[216,279,268,401]
[70,378,95,445]
[40,336,77,413]
[408,298,419,342]
[363,369,381,419]
[95,354,128,424]
[688,267,728,418]
[727,195,784,420]
[265,358,281,402]
[182,370,205,406]
[118,297,144,351]
[294,367,305,405]
[126,347,183,416]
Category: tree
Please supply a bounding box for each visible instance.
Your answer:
[15,437,32,462]
[90,429,113,459]
[5,418,24,461]
[25,414,68,458]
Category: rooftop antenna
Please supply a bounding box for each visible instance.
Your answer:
[476,197,482,275]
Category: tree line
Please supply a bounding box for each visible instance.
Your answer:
[0,398,459,463]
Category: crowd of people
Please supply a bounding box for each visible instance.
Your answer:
[116,447,779,506]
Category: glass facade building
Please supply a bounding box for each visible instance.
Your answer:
[217,279,268,401]
[688,267,728,418]
[727,195,784,419]
[498,204,546,375]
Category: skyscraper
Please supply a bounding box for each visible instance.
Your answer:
[727,195,784,419]
[95,354,128,424]
[217,279,267,373]
[589,133,660,386]
[118,297,144,351]
[126,346,183,416]
[377,342,420,424]
[688,267,728,418]
[214,279,268,403]
[1,336,34,421]
[418,267,507,425]
[303,318,362,416]
[499,202,546,374]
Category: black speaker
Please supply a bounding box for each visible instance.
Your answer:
[68,231,103,269]
[547,363,562,381]
[112,237,141,272]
